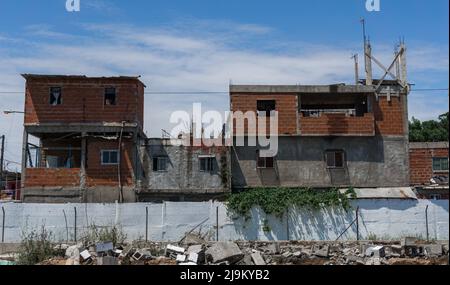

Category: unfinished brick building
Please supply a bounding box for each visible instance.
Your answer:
[21,75,145,203]
[410,142,449,199]
[230,42,411,189]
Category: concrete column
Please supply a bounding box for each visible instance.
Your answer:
[365,43,373,86]
[20,129,28,200]
[80,132,87,202]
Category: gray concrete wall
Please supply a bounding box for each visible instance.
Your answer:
[0,199,448,243]
[138,140,230,201]
[231,136,409,189]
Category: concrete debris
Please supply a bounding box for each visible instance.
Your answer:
[401,237,417,247]
[96,242,114,253]
[205,242,244,265]
[16,240,450,266]
[251,252,266,265]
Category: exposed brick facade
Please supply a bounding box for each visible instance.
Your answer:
[24,76,145,128]
[25,168,80,187]
[300,113,375,136]
[373,96,405,136]
[230,94,298,135]
[410,144,449,186]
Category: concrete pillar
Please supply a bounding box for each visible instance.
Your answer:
[20,129,28,200]
[80,132,87,202]
[365,43,373,86]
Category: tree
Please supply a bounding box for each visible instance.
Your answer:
[409,112,449,142]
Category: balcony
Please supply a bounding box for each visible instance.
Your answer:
[299,111,375,137]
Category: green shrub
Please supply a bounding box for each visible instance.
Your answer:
[17,226,58,265]
[81,224,127,247]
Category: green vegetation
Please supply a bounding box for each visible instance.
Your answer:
[226,187,357,219]
[409,112,448,142]
[81,224,127,247]
[17,226,60,265]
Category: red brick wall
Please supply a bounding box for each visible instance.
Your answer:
[230,94,298,135]
[24,77,144,128]
[410,147,449,185]
[373,96,405,136]
[86,139,134,187]
[25,168,80,187]
[300,113,375,136]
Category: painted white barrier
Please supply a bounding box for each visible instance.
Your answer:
[0,200,448,243]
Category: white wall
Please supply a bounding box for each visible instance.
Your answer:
[0,200,448,243]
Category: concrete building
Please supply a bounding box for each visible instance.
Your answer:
[410,142,449,200]
[138,138,231,202]
[20,74,231,203]
[21,74,146,203]
[229,41,411,190]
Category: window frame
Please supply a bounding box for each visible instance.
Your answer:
[257,100,276,117]
[153,156,168,172]
[100,150,119,166]
[325,150,346,169]
[49,86,62,106]
[256,150,275,169]
[104,87,117,106]
[432,157,449,172]
[199,156,215,172]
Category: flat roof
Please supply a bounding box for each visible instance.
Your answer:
[21,74,147,87]
[410,142,449,149]
[230,84,376,94]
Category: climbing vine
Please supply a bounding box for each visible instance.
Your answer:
[226,187,357,219]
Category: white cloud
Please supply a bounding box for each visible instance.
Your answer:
[0,20,448,164]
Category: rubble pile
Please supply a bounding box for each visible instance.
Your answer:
[39,236,448,266]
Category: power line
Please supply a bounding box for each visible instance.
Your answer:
[0,88,448,94]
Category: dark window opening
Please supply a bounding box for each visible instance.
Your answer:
[257,151,274,168]
[326,151,345,168]
[153,157,168,172]
[49,87,62,106]
[101,150,119,165]
[104,87,116,106]
[200,157,215,172]
[432,157,449,172]
[257,100,276,117]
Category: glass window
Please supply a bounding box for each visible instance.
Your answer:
[326,151,345,168]
[257,151,275,168]
[153,157,168,172]
[101,150,119,165]
[432,157,449,172]
[104,87,116,105]
[200,157,215,172]
[257,100,276,117]
[49,87,62,105]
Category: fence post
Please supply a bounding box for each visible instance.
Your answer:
[145,206,149,242]
[425,205,429,242]
[74,207,77,243]
[1,206,5,243]
[216,206,219,242]
[63,209,69,243]
[356,206,360,241]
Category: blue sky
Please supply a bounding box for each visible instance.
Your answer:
[0,0,449,166]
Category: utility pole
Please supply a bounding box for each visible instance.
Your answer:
[352,54,359,85]
[0,135,4,190]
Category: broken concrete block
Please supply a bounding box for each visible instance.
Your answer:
[65,245,80,261]
[97,256,118,266]
[251,252,266,265]
[176,254,186,263]
[166,244,185,255]
[313,245,330,258]
[424,244,443,257]
[365,246,385,258]
[282,251,292,258]
[292,251,302,258]
[205,242,244,265]
[96,242,114,253]
[179,262,198,265]
[80,250,92,261]
[265,243,280,254]
[401,237,417,247]
[188,252,199,263]
[132,251,144,261]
